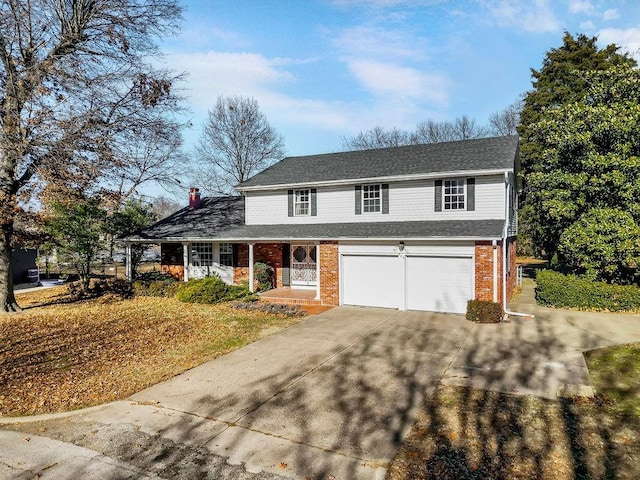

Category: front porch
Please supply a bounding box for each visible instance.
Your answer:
[259,287,323,306]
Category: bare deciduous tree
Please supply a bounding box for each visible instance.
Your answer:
[489,100,523,136]
[343,116,491,151]
[414,119,457,143]
[341,126,413,150]
[0,0,183,312]
[194,95,285,194]
[103,126,187,208]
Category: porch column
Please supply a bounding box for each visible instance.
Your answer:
[125,242,133,281]
[182,242,190,282]
[248,242,255,293]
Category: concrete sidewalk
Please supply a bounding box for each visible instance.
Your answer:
[2,283,640,479]
[441,278,640,398]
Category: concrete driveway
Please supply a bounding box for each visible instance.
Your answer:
[1,306,473,480]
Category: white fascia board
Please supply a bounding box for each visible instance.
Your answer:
[236,168,511,192]
[127,235,502,243]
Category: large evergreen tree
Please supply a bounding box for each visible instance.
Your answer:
[527,64,640,280]
[519,32,635,175]
[517,32,636,257]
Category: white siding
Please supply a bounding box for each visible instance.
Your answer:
[245,175,506,225]
[507,172,518,237]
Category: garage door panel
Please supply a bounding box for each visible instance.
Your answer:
[406,256,472,314]
[342,255,403,309]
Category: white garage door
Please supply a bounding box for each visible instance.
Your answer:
[341,254,473,313]
[406,256,473,314]
[341,255,403,309]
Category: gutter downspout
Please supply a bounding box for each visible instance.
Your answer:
[503,172,534,321]
[492,240,498,303]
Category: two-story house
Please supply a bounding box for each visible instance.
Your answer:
[125,135,519,314]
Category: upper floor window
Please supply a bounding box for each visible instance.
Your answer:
[191,243,214,266]
[444,179,465,210]
[294,189,310,216]
[219,243,233,266]
[362,184,381,213]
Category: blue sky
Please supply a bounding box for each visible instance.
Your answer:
[160,0,640,159]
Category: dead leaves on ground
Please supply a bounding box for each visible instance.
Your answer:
[389,385,640,480]
[1,292,302,417]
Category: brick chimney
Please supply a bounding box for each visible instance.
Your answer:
[189,187,201,209]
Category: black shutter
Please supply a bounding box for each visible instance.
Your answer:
[311,188,317,216]
[382,184,389,214]
[434,180,443,212]
[282,243,290,286]
[466,178,475,211]
[355,185,362,215]
[287,190,294,217]
[232,244,238,267]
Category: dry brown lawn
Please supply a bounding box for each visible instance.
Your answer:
[0,286,303,417]
[389,381,640,479]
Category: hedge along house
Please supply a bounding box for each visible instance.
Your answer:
[123,136,520,314]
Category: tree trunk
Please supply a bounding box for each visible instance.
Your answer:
[0,222,21,313]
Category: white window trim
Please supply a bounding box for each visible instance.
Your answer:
[443,179,466,211]
[219,242,233,267]
[362,183,382,214]
[294,189,311,216]
[191,242,214,266]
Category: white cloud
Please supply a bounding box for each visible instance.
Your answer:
[568,0,594,14]
[598,28,640,61]
[163,50,430,139]
[480,0,560,33]
[166,51,293,110]
[603,8,619,21]
[333,26,428,61]
[348,60,449,107]
[580,20,596,31]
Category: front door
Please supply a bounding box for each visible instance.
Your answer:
[291,244,317,286]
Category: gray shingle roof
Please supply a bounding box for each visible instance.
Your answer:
[237,135,518,189]
[126,195,505,241]
[125,196,245,241]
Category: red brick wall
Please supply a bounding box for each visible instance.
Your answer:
[234,243,249,285]
[474,238,519,304]
[474,241,503,303]
[161,243,184,280]
[233,243,284,289]
[319,241,339,306]
[161,264,184,281]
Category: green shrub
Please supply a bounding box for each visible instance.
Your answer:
[254,261,274,291]
[133,272,179,298]
[558,208,640,285]
[536,269,640,312]
[175,276,252,304]
[466,300,503,323]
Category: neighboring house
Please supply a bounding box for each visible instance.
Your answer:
[125,136,519,314]
[12,247,38,284]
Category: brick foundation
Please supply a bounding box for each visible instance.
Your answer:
[319,241,339,306]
